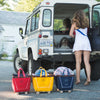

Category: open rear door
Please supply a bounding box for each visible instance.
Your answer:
[90,4,100,51]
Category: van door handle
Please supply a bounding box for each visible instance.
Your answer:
[43,35,48,38]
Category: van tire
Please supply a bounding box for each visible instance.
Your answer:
[91,60,100,80]
[28,53,40,75]
[14,53,27,73]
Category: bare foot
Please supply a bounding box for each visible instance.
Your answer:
[75,81,80,85]
[84,81,91,86]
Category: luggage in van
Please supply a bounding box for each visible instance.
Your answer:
[54,67,74,93]
[32,67,54,94]
[12,68,31,93]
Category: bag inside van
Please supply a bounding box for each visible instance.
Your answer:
[53,3,89,53]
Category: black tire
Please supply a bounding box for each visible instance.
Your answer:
[91,60,100,80]
[14,53,27,73]
[28,53,40,75]
[41,60,52,70]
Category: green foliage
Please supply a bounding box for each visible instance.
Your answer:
[0,0,8,7]
[0,0,14,11]
[2,8,13,11]
[54,19,63,30]
[0,52,8,58]
[96,0,100,1]
[15,0,43,12]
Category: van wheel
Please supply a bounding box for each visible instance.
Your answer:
[91,60,100,80]
[28,54,40,75]
[14,53,27,73]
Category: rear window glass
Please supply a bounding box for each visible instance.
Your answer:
[93,11,99,27]
[93,5,100,27]
[43,9,52,27]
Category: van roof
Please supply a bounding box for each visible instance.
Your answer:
[31,0,98,13]
[40,0,98,7]
[28,0,99,18]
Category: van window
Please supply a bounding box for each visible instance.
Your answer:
[31,11,40,31]
[36,12,40,29]
[43,9,51,27]
[31,15,35,31]
[93,11,99,27]
[25,19,30,35]
[83,8,89,18]
[92,5,100,27]
[54,4,89,33]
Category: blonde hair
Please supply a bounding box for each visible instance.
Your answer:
[72,10,89,28]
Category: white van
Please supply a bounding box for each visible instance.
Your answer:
[14,0,100,80]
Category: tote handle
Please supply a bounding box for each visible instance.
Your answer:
[39,66,44,69]
[18,68,26,77]
[62,68,70,76]
[39,67,47,77]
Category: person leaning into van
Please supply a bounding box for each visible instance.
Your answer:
[69,10,91,85]
[63,18,71,35]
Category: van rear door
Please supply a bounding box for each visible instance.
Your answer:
[90,4,100,51]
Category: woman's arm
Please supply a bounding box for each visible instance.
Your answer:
[69,23,76,38]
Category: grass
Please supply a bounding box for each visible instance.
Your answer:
[0,59,13,62]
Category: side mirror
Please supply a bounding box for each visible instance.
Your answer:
[19,28,24,39]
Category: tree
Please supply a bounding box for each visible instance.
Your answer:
[96,0,100,1]
[0,0,16,11]
[0,0,8,7]
[15,0,43,12]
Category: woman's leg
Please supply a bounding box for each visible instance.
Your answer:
[83,51,91,83]
[75,51,82,83]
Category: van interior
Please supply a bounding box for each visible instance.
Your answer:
[53,4,89,53]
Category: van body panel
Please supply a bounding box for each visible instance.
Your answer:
[27,31,39,60]
[17,40,28,60]
[39,30,53,56]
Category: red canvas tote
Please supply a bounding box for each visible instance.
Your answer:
[12,68,31,92]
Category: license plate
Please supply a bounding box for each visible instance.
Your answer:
[40,39,53,47]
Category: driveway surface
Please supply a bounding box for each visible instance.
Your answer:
[0,61,100,100]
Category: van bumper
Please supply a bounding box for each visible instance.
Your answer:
[39,52,100,62]
[39,54,75,62]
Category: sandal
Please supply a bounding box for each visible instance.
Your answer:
[84,81,91,86]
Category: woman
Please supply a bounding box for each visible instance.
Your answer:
[69,10,91,85]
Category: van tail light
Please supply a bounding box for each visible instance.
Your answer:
[38,49,42,55]
[38,34,42,38]
[46,2,50,5]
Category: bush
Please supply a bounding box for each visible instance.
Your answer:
[1,52,8,58]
